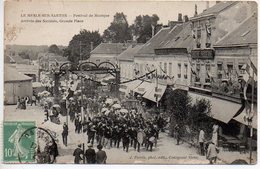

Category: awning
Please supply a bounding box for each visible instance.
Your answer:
[210,98,242,123]
[119,80,142,94]
[133,81,149,95]
[126,80,142,91]
[233,105,257,129]
[189,92,212,105]
[143,83,167,102]
[189,92,242,123]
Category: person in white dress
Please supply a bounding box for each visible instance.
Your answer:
[211,123,219,146]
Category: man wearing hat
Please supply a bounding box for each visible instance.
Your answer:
[85,143,96,164]
[73,144,83,164]
[87,123,96,145]
[122,128,130,152]
[62,122,68,146]
[96,144,107,164]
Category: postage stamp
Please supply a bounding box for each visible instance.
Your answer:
[3,121,36,163]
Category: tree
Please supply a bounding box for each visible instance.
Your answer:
[102,12,132,43]
[18,51,30,59]
[48,44,61,55]
[164,89,191,124]
[189,99,212,126]
[130,14,160,43]
[63,30,102,64]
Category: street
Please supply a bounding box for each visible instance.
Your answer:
[4,104,216,164]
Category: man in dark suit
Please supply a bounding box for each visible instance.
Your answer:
[122,127,130,152]
[96,144,107,164]
[62,122,68,146]
[85,143,96,164]
[73,144,83,164]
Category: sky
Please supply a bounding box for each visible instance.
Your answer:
[4,0,216,46]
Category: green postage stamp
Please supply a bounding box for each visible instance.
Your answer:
[3,121,36,163]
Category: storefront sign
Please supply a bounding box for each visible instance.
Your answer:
[191,49,215,59]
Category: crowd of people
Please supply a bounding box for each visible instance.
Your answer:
[73,143,107,164]
[58,96,166,164]
[16,91,38,110]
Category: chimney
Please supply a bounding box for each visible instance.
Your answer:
[151,24,155,37]
[90,42,93,51]
[206,1,209,9]
[178,13,183,22]
[194,4,198,17]
[183,15,189,22]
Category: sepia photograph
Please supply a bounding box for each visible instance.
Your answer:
[2,0,258,166]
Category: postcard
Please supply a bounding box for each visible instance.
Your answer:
[2,0,258,165]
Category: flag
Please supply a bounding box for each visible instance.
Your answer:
[241,60,257,82]
[192,29,196,39]
[207,71,215,83]
[206,24,211,36]
[242,57,257,125]
[191,66,197,75]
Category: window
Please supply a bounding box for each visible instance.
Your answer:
[140,64,144,75]
[206,64,211,71]
[197,29,201,39]
[196,64,200,72]
[184,64,188,79]
[217,73,222,79]
[238,63,245,74]
[164,62,167,74]
[169,62,172,77]
[227,63,233,74]
[206,25,211,48]
[178,63,181,78]
[217,62,223,71]
[205,64,211,83]
[159,62,162,75]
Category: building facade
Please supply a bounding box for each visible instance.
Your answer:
[89,43,130,66]
[189,1,257,90]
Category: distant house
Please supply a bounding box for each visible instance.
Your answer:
[154,22,193,89]
[117,44,144,96]
[7,64,39,82]
[117,44,144,80]
[38,52,68,71]
[4,65,33,105]
[4,53,30,65]
[89,43,130,66]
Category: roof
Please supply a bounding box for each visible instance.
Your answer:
[90,43,130,55]
[41,53,68,62]
[157,22,194,52]
[6,55,30,64]
[215,14,257,47]
[117,44,144,61]
[48,55,68,62]
[15,64,38,70]
[4,65,32,82]
[157,24,184,48]
[192,1,236,19]
[136,27,172,55]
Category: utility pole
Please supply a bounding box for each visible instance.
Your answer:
[80,41,86,164]
[249,71,254,164]
[155,69,159,109]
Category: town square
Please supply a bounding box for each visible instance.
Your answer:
[2,0,258,165]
